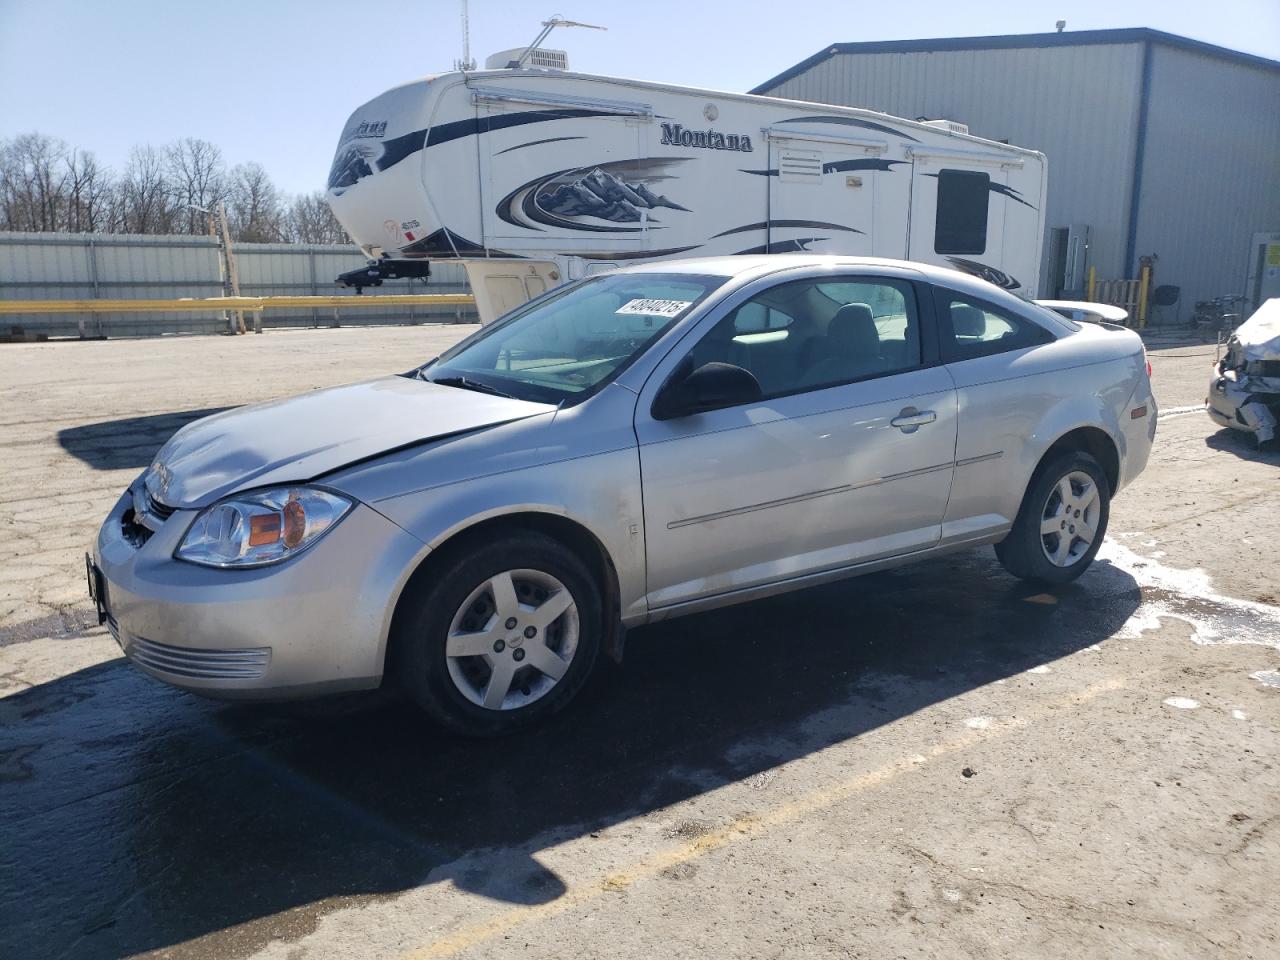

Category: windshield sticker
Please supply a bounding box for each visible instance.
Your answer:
[616,298,693,318]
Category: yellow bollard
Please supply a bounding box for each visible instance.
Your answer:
[1136,263,1150,329]
[1087,265,1097,303]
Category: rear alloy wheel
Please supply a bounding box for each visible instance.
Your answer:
[394,532,601,735]
[1038,470,1101,568]
[995,450,1110,584]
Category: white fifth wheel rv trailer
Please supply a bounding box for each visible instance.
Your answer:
[327,68,1047,323]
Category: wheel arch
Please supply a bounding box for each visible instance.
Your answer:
[1037,425,1120,495]
[384,508,627,676]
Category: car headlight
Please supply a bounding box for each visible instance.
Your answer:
[175,487,353,568]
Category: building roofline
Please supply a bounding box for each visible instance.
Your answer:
[750,27,1280,93]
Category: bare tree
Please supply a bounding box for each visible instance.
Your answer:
[65,148,114,232]
[119,144,176,234]
[1,132,352,248]
[0,133,71,231]
[166,138,227,234]
[227,162,283,242]
[281,190,350,244]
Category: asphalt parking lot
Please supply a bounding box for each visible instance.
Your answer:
[2,325,1278,960]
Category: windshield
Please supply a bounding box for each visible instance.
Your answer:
[423,273,727,404]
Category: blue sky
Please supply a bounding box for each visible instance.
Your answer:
[2,0,1277,195]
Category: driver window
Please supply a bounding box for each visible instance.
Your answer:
[687,277,921,399]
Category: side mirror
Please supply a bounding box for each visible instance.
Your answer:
[653,361,762,420]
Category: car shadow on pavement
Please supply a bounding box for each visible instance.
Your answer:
[1204,427,1280,463]
[0,547,1142,959]
[56,408,232,470]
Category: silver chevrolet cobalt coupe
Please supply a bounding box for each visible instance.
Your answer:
[91,256,1156,734]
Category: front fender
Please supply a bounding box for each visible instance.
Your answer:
[368,447,647,624]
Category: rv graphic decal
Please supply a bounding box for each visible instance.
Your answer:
[497,158,693,233]
[712,220,864,238]
[400,228,490,258]
[328,109,631,194]
[579,243,704,261]
[734,237,827,255]
[741,158,906,177]
[923,172,1038,211]
[494,135,587,156]
[659,124,754,152]
[946,257,1022,291]
[775,115,920,142]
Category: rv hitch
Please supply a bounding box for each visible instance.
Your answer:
[336,259,432,293]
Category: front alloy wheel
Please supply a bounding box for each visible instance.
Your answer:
[445,569,580,710]
[394,531,602,735]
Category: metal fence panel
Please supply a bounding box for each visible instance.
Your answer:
[0,231,477,337]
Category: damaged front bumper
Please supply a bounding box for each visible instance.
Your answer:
[1207,368,1280,445]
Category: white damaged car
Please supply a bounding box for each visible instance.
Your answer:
[1208,298,1280,445]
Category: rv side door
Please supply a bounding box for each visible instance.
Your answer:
[766,134,876,257]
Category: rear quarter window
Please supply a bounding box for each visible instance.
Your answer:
[934,290,1055,362]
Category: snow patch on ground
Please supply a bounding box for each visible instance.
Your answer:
[1163,697,1200,709]
[965,717,992,730]
[1249,670,1280,689]
[1096,538,1280,651]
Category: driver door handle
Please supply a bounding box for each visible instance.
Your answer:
[891,407,936,432]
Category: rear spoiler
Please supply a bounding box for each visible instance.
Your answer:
[1035,300,1129,324]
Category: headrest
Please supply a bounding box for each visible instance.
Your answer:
[828,303,879,356]
[951,304,987,337]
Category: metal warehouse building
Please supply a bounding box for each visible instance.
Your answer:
[753,28,1280,319]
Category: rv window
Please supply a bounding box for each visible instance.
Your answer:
[934,169,990,255]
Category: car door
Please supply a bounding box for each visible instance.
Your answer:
[931,288,1061,545]
[634,271,958,611]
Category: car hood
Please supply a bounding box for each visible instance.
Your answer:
[147,376,555,507]
[1234,297,1280,362]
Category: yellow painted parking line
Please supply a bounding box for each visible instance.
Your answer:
[401,677,1126,960]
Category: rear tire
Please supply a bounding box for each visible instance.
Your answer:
[995,450,1110,584]
[393,531,602,736]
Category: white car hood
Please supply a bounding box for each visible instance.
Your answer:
[148,376,554,507]
[1234,298,1280,362]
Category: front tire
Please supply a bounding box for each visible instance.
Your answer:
[393,531,602,736]
[995,450,1110,584]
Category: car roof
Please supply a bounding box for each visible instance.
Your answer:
[614,254,1041,312]
[615,254,925,280]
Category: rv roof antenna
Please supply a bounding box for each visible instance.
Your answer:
[1055,19,1066,32]
[454,0,476,71]
[514,14,606,68]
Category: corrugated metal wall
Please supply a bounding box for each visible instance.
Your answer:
[1136,46,1280,318]
[0,232,475,337]
[760,44,1147,295]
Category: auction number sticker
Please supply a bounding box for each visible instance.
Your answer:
[616,298,692,318]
